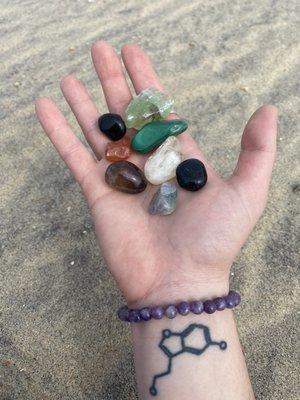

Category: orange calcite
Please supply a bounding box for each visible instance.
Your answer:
[105,137,131,161]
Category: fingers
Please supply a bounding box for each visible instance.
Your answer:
[60,75,105,160]
[92,41,132,116]
[35,98,108,206]
[121,43,164,94]
[121,43,217,178]
[230,105,278,205]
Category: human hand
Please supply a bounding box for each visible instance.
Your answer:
[35,42,278,307]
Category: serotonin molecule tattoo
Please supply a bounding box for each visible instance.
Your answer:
[150,323,227,396]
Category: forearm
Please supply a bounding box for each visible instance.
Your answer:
[131,291,255,400]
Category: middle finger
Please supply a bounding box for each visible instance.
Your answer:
[92,41,132,116]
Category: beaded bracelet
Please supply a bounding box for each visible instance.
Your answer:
[117,290,241,323]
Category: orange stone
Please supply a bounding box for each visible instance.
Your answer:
[105,137,131,161]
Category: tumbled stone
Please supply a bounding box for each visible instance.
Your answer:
[105,161,147,194]
[105,137,131,161]
[144,136,182,185]
[148,182,177,216]
[125,87,174,130]
[132,119,188,154]
[98,113,126,141]
[176,158,207,191]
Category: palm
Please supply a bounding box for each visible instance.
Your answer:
[36,42,277,306]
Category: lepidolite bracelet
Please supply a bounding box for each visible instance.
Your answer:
[117,290,241,323]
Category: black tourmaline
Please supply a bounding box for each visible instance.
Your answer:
[176,159,207,191]
[98,113,126,141]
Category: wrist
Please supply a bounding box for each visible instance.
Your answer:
[130,308,251,400]
[131,306,234,336]
[129,274,230,309]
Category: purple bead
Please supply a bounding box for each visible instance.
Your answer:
[140,307,152,321]
[214,297,227,311]
[128,309,142,323]
[190,300,204,314]
[230,290,241,306]
[117,305,130,321]
[150,306,164,320]
[226,291,241,308]
[177,301,190,316]
[225,295,235,308]
[165,305,178,319]
[204,300,217,314]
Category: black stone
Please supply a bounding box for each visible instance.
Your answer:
[98,113,126,141]
[176,159,207,191]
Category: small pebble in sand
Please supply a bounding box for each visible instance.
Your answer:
[2,360,13,367]
[239,86,249,93]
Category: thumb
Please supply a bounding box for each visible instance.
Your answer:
[229,105,278,213]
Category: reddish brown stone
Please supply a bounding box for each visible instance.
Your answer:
[105,137,131,162]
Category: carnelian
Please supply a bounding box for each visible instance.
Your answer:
[105,137,131,161]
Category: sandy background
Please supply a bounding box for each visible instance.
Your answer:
[0,0,299,399]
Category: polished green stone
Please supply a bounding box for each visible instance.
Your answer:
[132,119,188,154]
[125,87,174,130]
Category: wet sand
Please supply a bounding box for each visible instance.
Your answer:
[0,0,299,399]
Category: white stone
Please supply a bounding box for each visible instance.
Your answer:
[144,136,182,185]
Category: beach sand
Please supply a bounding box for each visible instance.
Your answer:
[0,0,299,399]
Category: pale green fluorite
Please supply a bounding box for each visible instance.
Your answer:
[125,87,174,130]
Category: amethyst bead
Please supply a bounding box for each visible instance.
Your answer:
[117,305,130,321]
[204,300,217,314]
[140,307,152,321]
[165,305,178,319]
[128,309,142,323]
[151,306,164,319]
[177,301,190,316]
[190,300,204,314]
[214,297,227,311]
[226,291,241,308]
[230,290,241,306]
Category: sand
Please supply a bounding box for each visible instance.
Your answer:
[0,0,299,399]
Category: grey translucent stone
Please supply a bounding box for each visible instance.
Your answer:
[148,182,177,216]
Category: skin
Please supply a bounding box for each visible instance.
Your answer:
[35,41,277,399]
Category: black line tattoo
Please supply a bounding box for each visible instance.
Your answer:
[149,323,227,396]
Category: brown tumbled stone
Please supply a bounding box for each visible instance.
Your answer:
[105,161,147,194]
[105,137,131,162]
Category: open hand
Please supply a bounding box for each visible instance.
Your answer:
[35,42,277,307]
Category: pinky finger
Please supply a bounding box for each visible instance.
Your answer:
[35,97,97,188]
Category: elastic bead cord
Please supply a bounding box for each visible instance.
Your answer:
[117,290,241,323]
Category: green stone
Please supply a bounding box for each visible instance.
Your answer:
[132,119,188,154]
[125,87,174,130]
